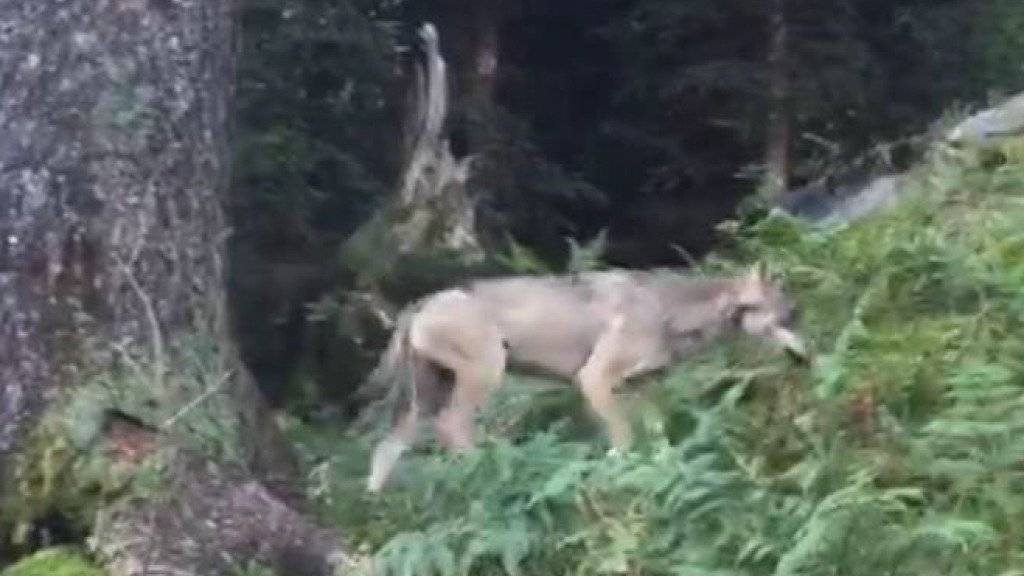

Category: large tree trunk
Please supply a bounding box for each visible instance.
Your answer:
[764,0,791,198]
[0,0,237,491]
[0,1,345,573]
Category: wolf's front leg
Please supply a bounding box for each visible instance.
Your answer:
[578,362,632,449]
[577,314,669,451]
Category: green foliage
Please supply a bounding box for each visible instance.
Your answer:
[4,392,162,546]
[566,229,610,274]
[492,234,555,275]
[234,560,279,576]
[88,332,252,465]
[0,546,105,576]
[3,332,245,545]
[968,0,1024,96]
[234,0,401,251]
[493,230,609,276]
[466,107,608,263]
[289,132,1024,575]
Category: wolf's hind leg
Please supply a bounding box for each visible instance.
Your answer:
[409,293,507,452]
[366,405,419,493]
[435,334,507,450]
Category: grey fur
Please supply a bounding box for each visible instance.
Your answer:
[364,265,806,492]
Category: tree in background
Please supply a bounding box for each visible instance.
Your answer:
[764,0,792,197]
[585,0,1023,255]
[601,0,888,201]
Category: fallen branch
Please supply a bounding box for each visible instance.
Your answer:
[161,369,235,430]
[115,254,165,393]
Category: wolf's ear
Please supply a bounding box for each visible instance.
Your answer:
[738,262,767,304]
[747,261,768,283]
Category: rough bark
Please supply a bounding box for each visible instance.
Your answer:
[91,417,352,576]
[0,0,237,484]
[0,1,344,572]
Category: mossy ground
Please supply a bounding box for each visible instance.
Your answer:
[1,332,256,566]
[284,134,1024,575]
[0,547,105,576]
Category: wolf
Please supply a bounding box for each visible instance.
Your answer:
[362,263,808,492]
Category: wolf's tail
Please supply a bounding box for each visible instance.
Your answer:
[355,299,445,433]
[358,304,415,396]
[361,300,447,492]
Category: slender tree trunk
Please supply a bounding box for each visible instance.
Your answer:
[464,0,500,153]
[432,0,503,156]
[764,0,791,197]
[0,2,346,573]
[471,2,500,108]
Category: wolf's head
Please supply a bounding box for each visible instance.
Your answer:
[730,262,808,362]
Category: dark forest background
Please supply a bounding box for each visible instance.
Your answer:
[229,0,1024,412]
[2,0,1023,573]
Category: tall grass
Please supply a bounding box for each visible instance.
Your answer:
[288,136,1024,575]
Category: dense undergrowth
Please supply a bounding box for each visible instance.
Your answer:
[0,546,105,576]
[285,133,1024,575]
